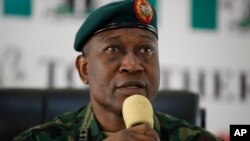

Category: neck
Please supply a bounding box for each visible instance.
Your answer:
[91,102,126,132]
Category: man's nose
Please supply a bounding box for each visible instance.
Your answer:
[119,53,144,73]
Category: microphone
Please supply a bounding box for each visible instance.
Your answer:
[122,95,154,128]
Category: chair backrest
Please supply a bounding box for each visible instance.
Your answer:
[153,90,199,125]
[45,89,90,121]
[0,89,202,140]
[0,89,45,141]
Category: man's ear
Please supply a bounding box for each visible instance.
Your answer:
[76,55,89,84]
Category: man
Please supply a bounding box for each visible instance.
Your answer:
[14,0,222,141]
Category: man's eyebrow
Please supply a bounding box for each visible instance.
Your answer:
[139,34,157,42]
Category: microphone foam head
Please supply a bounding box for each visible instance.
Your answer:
[122,95,154,128]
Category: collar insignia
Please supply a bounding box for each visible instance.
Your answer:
[134,0,153,24]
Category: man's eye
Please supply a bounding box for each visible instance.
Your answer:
[140,47,153,54]
[106,47,120,53]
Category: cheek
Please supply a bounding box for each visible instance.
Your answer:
[140,52,158,65]
[87,59,118,86]
[147,58,160,86]
[88,62,105,82]
[144,54,159,71]
[148,64,160,100]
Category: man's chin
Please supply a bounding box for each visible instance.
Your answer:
[110,105,123,117]
[106,100,124,117]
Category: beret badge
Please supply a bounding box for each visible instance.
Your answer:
[134,0,153,24]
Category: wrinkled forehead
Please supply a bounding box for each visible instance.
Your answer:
[92,28,158,43]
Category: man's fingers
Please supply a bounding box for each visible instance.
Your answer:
[129,123,160,141]
[104,126,160,141]
[104,128,156,141]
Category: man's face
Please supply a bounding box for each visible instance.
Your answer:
[77,28,160,115]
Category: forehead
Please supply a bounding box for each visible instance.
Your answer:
[91,28,157,43]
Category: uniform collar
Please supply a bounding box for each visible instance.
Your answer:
[79,103,161,140]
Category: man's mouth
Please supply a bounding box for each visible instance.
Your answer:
[117,80,145,89]
[116,80,146,95]
[126,85,141,88]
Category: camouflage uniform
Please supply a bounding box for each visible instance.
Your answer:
[13,104,223,141]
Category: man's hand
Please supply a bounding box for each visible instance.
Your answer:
[103,123,160,141]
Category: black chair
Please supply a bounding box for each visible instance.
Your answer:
[153,90,199,125]
[0,89,45,141]
[45,89,90,121]
[0,89,204,141]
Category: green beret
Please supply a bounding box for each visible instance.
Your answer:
[74,0,158,52]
